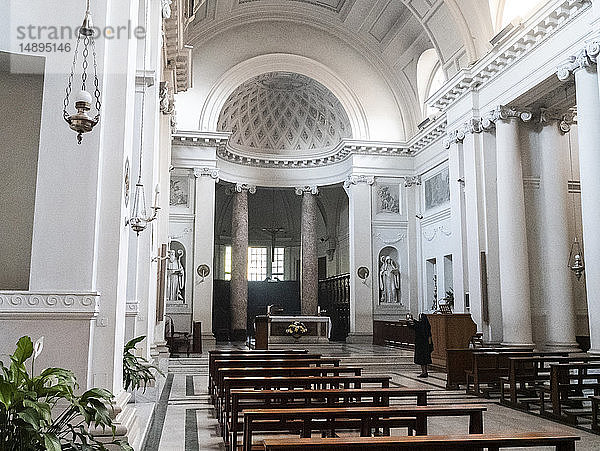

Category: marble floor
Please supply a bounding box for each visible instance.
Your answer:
[142,343,600,451]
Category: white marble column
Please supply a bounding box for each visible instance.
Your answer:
[296,186,319,315]
[192,167,219,345]
[559,51,600,353]
[230,183,255,340]
[483,106,534,347]
[538,111,578,351]
[344,175,374,343]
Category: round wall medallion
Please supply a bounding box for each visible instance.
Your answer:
[124,158,131,207]
[197,264,211,278]
[357,266,370,280]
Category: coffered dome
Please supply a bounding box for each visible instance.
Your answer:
[217,72,352,154]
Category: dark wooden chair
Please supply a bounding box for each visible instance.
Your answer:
[164,315,191,357]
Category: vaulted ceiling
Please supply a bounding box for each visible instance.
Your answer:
[178,0,495,139]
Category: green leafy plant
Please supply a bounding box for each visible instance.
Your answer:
[285,321,308,338]
[123,336,163,392]
[0,336,132,451]
[444,288,455,309]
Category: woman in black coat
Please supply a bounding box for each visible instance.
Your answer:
[412,313,433,377]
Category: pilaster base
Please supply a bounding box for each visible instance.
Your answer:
[231,329,247,342]
[501,341,535,348]
[540,341,582,353]
[91,391,141,449]
[346,333,373,344]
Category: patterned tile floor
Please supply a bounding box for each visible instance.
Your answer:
[143,343,600,450]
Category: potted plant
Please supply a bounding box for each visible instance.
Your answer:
[285,321,308,339]
[0,336,132,450]
[123,336,163,401]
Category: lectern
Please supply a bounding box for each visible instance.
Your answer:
[426,313,477,369]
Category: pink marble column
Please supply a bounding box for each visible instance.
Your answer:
[297,186,319,315]
[231,183,254,340]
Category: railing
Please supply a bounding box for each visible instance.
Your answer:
[318,274,350,341]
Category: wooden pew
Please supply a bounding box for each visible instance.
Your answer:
[216,366,362,416]
[242,405,487,451]
[466,351,567,397]
[592,395,600,432]
[261,432,580,451]
[446,347,534,389]
[209,352,319,401]
[212,358,338,400]
[222,375,392,432]
[500,355,600,409]
[227,387,429,450]
[540,362,600,423]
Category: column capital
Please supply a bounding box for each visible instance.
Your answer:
[234,183,256,194]
[404,175,421,187]
[295,185,319,195]
[539,108,577,133]
[193,166,220,182]
[343,174,375,189]
[557,46,597,81]
[444,118,482,148]
[481,105,533,130]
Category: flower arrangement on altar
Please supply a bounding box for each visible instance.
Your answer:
[285,321,308,338]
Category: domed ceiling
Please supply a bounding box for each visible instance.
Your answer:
[217,72,352,154]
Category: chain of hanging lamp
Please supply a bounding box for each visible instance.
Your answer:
[63,0,101,144]
[566,102,585,280]
[128,0,160,235]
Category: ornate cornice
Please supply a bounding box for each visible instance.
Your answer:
[295,185,319,195]
[172,132,230,148]
[193,167,220,181]
[162,0,192,93]
[0,292,99,319]
[343,174,375,188]
[404,176,422,187]
[428,0,591,111]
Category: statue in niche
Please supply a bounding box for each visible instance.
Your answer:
[379,256,402,304]
[166,249,185,303]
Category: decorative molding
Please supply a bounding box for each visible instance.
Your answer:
[172,132,230,148]
[159,81,175,115]
[162,0,192,93]
[193,167,220,182]
[444,118,482,149]
[135,70,155,89]
[481,105,533,130]
[373,231,406,245]
[126,300,140,317]
[422,225,452,242]
[295,185,319,195]
[428,0,591,111]
[0,292,99,319]
[568,180,581,193]
[343,174,375,188]
[404,175,421,188]
[523,176,541,190]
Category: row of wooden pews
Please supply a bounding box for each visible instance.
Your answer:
[459,346,600,431]
[209,348,580,450]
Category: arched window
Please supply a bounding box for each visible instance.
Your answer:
[489,0,542,33]
[416,49,446,119]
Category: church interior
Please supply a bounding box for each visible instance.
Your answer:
[2,0,600,449]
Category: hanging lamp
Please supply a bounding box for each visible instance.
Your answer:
[63,0,101,144]
[127,0,159,235]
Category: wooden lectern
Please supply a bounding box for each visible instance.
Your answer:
[426,313,477,369]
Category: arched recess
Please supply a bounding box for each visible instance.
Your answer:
[200,53,370,141]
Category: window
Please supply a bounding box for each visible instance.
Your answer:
[248,247,268,281]
[272,247,285,281]
[224,246,232,280]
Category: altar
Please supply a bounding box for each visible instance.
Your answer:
[254,315,331,348]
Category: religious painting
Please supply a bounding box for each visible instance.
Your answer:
[424,167,450,211]
[167,241,186,304]
[170,175,189,207]
[376,184,400,214]
[378,247,402,305]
